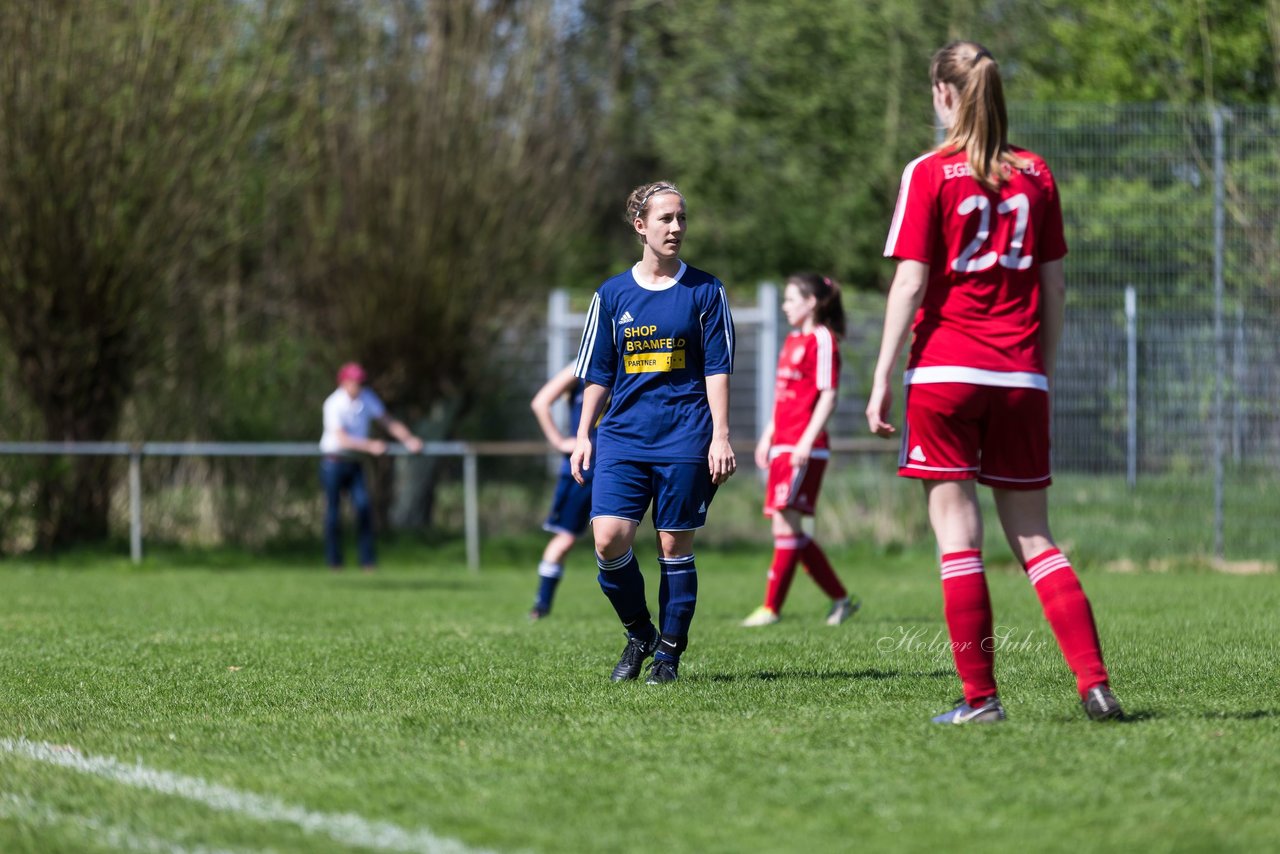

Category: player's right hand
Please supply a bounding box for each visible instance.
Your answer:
[570,438,592,485]
[708,437,736,485]
[865,384,896,438]
[368,439,389,456]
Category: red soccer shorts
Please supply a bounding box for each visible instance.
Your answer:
[763,450,829,516]
[899,383,1051,489]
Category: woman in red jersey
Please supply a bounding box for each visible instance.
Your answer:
[867,41,1124,724]
[742,273,860,628]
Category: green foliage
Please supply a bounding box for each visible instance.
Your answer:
[278,1,604,417]
[0,2,291,545]
[575,0,1278,296]
[1009,0,1277,103]
[596,1,952,291]
[2,0,1278,552]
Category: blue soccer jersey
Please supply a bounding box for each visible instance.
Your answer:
[574,262,735,463]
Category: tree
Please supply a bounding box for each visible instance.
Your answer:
[993,0,1277,104]
[0,2,288,548]
[277,0,605,528]
[571,0,961,292]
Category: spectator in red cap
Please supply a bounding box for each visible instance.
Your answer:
[319,362,423,570]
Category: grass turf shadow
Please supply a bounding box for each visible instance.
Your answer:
[688,668,953,684]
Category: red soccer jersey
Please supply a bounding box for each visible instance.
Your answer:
[883,146,1067,387]
[771,326,840,449]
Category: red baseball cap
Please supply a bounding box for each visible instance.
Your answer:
[336,362,367,383]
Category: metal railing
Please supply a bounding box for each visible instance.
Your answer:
[0,438,892,568]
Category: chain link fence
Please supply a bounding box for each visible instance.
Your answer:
[3,104,1277,562]
[1012,104,1279,561]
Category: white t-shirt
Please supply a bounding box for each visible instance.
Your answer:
[319,388,387,454]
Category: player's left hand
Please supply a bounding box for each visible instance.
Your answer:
[708,437,736,485]
[404,436,424,454]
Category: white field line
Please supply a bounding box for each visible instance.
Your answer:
[0,792,256,854]
[0,739,495,854]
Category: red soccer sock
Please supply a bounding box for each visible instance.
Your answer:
[1025,549,1110,697]
[940,550,997,705]
[763,535,803,612]
[799,537,848,600]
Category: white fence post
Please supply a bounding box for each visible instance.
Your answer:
[1125,285,1137,489]
[463,450,480,572]
[756,282,778,442]
[1210,105,1227,561]
[546,288,576,475]
[129,445,143,565]
[547,289,571,378]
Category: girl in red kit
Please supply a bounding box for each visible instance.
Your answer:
[868,40,1123,723]
[742,273,860,628]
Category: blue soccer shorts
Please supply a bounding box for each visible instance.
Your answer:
[590,458,718,531]
[543,470,593,536]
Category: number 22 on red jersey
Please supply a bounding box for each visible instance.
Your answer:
[883,148,1067,272]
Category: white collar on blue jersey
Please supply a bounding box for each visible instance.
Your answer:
[631,261,686,291]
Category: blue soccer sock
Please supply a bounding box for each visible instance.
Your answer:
[534,560,563,612]
[597,549,653,639]
[656,554,697,662]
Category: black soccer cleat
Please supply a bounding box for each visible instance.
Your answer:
[1082,685,1126,721]
[644,658,679,685]
[610,631,658,682]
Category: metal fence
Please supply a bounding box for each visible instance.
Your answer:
[1013,104,1280,556]
[0,437,889,566]
[2,104,1277,561]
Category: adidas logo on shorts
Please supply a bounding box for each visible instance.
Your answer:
[909,445,927,462]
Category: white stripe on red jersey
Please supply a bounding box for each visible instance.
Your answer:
[770,326,841,448]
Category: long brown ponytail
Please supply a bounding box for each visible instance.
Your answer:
[930,41,1027,191]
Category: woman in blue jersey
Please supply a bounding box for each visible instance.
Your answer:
[527,362,597,621]
[571,181,736,685]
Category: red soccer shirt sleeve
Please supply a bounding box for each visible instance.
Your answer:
[813,326,839,392]
[883,152,937,263]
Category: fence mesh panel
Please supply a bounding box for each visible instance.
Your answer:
[3,105,1277,561]
[1014,104,1280,561]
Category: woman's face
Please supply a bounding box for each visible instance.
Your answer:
[635,192,686,260]
[781,283,816,328]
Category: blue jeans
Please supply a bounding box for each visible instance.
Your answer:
[320,458,375,567]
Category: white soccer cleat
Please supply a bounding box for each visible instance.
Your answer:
[931,696,1006,724]
[741,606,780,627]
[825,596,861,626]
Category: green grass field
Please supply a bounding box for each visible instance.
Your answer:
[2,537,1278,853]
